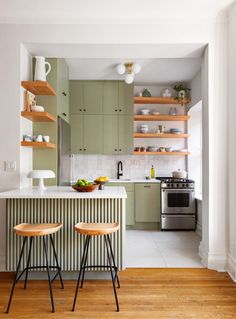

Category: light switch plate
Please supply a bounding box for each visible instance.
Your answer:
[4,161,16,172]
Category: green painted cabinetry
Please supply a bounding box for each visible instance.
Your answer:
[57,59,69,123]
[70,81,103,114]
[70,114,103,154]
[108,183,135,225]
[70,80,133,155]
[135,184,161,222]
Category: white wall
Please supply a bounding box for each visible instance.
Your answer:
[0,18,229,273]
[227,3,236,281]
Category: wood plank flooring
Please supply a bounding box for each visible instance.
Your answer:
[0,269,236,318]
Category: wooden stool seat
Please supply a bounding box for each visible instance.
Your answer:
[14,223,63,237]
[74,222,119,236]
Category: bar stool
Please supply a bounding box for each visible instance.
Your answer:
[72,222,120,312]
[6,223,64,313]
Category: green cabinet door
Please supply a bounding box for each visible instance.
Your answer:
[103,115,119,154]
[118,115,133,154]
[135,184,161,222]
[103,81,119,115]
[69,81,84,114]
[118,82,134,115]
[83,115,103,154]
[70,114,84,153]
[57,59,69,123]
[83,81,103,114]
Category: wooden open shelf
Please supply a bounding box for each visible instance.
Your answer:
[134,115,190,122]
[133,151,190,156]
[21,111,56,122]
[21,141,56,149]
[134,133,189,138]
[21,81,56,96]
[134,96,190,105]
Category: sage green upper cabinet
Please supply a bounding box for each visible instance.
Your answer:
[57,59,69,123]
[69,81,84,114]
[103,81,133,115]
[118,115,133,154]
[118,82,134,115]
[83,115,103,153]
[70,114,84,153]
[103,81,119,115]
[135,184,161,222]
[70,114,103,154]
[70,81,103,115]
[103,115,119,154]
[83,81,103,114]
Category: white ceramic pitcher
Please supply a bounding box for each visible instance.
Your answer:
[34,56,51,81]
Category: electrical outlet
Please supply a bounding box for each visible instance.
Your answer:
[4,161,16,172]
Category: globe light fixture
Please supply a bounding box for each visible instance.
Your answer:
[116,62,141,84]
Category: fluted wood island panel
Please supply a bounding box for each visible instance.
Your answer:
[1,187,126,272]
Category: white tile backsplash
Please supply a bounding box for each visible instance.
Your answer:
[71,154,186,181]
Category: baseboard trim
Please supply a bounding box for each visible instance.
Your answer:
[0,255,6,271]
[227,254,236,282]
[198,243,227,271]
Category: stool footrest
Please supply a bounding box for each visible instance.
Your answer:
[16,266,62,283]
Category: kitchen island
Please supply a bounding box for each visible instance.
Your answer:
[0,186,127,272]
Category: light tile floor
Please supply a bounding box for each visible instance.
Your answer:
[125,230,203,268]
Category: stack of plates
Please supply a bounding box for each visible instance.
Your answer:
[170,128,183,134]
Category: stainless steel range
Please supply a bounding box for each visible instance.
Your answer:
[158,177,196,230]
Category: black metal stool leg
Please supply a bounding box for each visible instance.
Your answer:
[24,237,33,290]
[6,237,27,313]
[80,235,91,288]
[49,234,64,289]
[72,235,89,311]
[104,236,119,312]
[106,234,120,288]
[43,236,55,313]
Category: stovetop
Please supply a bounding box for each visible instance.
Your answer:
[157,177,194,183]
[157,177,195,189]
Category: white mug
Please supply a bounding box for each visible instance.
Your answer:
[43,135,50,143]
[36,135,43,142]
[34,56,51,81]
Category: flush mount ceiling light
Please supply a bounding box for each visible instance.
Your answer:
[116,62,141,84]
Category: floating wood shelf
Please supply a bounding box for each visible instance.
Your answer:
[134,115,190,122]
[21,111,56,122]
[134,96,190,105]
[21,141,56,149]
[134,133,189,138]
[21,81,56,96]
[133,151,190,156]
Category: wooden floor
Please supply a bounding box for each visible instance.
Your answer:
[0,269,236,318]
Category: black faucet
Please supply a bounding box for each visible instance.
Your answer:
[117,161,123,179]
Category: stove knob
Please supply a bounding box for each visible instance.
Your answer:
[176,183,179,187]
[171,183,174,187]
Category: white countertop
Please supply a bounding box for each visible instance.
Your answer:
[109,179,161,183]
[0,186,127,199]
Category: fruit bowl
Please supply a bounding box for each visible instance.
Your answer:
[72,184,98,192]
[94,180,108,190]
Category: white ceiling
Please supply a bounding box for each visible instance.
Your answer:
[0,0,234,24]
[66,58,201,84]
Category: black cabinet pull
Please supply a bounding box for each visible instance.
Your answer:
[62,92,67,96]
[83,109,86,112]
[79,109,82,112]
[62,112,66,116]
[144,185,151,188]
[79,149,82,151]
[115,109,118,112]
[119,149,122,151]
[119,109,122,112]
[114,149,117,151]
[84,148,86,151]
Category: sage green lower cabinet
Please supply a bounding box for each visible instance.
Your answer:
[135,184,161,222]
[70,114,103,154]
[108,183,135,226]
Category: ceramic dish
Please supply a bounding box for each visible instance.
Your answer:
[72,184,98,192]
[152,111,160,116]
[140,109,150,115]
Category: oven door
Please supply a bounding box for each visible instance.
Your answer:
[161,189,195,215]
